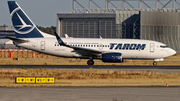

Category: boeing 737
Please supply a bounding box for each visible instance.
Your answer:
[6,1,176,66]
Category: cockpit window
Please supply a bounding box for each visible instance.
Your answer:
[160,45,168,48]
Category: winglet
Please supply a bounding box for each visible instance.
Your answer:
[54,32,66,46]
[65,34,69,38]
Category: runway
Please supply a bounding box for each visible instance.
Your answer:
[1,65,180,73]
[0,65,180,69]
[0,87,180,101]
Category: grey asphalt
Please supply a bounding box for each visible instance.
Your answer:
[1,65,180,73]
[0,65,180,69]
[0,87,180,101]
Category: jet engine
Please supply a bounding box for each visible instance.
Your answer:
[102,53,123,62]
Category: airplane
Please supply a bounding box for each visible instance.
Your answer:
[6,1,176,66]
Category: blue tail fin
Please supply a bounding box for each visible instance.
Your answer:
[8,1,43,38]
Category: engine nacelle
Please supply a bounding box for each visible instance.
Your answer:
[102,53,123,62]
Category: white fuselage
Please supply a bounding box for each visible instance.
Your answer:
[15,37,176,60]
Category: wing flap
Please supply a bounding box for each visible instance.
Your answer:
[4,36,29,43]
[72,47,102,55]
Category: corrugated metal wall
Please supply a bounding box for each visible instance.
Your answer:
[61,18,116,38]
[140,11,180,52]
[116,11,140,39]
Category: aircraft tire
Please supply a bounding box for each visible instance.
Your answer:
[153,62,157,66]
[87,59,94,65]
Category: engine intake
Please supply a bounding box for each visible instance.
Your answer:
[102,53,123,62]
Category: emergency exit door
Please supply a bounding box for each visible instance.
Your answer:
[150,43,154,52]
[41,41,45,50]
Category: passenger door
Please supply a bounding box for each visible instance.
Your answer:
[150,43,154,52]
[41,41,45,50]
[99,43,103,50]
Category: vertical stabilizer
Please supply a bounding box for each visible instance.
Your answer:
[8,1,52,38]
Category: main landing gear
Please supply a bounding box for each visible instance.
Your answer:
[87,59,94,65]
[153,61,157,66]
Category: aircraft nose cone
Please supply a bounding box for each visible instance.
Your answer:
[172,50,176,55]
[170,49,176,56]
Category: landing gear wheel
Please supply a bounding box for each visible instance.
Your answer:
[153,62,157,66]
[87,59,94,65]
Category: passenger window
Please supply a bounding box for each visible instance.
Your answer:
[94,45,96,47]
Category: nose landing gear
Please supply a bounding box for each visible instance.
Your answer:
[87,59,94,65]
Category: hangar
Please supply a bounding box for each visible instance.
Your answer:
[56,0,180,52]
[0,27,16,48]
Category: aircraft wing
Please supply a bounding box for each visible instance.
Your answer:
[54,32,102,56]
[71,47,102,55]
[4,36,29,43]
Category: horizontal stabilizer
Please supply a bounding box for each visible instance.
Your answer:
[4,36,29,43]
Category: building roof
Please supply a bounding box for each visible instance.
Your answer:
[57,13,115,19]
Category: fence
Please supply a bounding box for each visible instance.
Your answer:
[0,48,57,59]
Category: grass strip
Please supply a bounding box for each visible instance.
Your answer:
[0,68,180,87]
